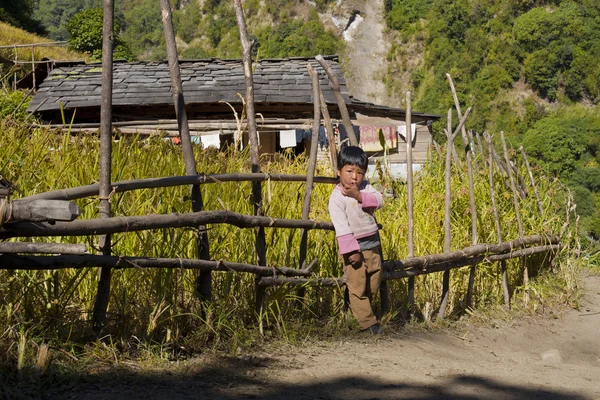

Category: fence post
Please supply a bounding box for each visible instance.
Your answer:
[233,0,267,314]
[92,0,114,335]
[446,74,478,309]
[160,0,211,308]
[500,132,528,304]
[404,91,414,318]
[484,133,510,309]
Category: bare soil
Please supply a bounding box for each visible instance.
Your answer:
[40,272,600,400]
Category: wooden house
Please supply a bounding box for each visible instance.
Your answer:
[27,55,440,171]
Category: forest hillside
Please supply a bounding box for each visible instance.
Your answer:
[1,0,599,241]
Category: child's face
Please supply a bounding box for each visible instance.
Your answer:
[337,164,365,189]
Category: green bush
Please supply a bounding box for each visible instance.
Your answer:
[67,7,134,61]
[0,88,29,120]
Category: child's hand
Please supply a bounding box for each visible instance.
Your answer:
[342,185,361,202]
[348,252,362,267]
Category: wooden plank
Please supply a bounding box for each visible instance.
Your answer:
[0,242,87,254]
[8,200,80,222]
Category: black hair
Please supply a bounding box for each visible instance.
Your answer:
[337,145,368,171]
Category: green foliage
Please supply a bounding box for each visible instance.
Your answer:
[0,88,29,120]
[255,10,342,58]
[385,0,434,31]
[522,106,599,176]
[0,0,45,34]
[119,0,165,60]
[33,0,100,40]
[66,7,134,61]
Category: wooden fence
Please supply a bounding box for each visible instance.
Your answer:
[0,0,563,334]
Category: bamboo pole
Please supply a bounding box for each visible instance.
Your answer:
[314,55,358,146]
[520,146,544,216]
[446,74,478,309]
[160,0,212,305]
[92,0,114,335]
[233,0,268,314]
[500,131,528,304]
[405,91,414,317]
[484,133,510,309]
[20,174,339,202]
[0,210,335,239]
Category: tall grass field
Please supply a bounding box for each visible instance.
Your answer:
[0,108,583,367]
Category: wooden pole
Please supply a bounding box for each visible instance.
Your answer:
[295,64,321,306]
[405,91,414,318]
[438,107,470,319]
[0,242,87,254]
[446,74,478,309]
[21,173,338,202]
[92,0,114,335]
[319,90,337,173]
[314,55,358,146]
[500,132,528,304]
[484,133,510,309]
[0,210,335,239]
[160,0,211,306]
[520,146,544,216]
[233,0,267,314]
[299,63,321,269]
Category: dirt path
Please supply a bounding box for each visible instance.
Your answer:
[45,272,600,399]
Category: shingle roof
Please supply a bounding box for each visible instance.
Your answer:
[27,56,349,114]
[27,55,441,124]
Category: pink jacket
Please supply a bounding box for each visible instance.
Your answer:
[328,181,383,254]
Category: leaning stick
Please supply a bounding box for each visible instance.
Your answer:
[446,74,478,309]
[315,55,358,146]
[520,146,544,216]
[318,89,337,173]
[439,108,460,320]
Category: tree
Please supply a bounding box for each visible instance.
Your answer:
[33,0,100,40]
[0,0,45,33]
[66,7,134,61]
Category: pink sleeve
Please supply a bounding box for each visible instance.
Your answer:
[337,233,360,254]
[360,191,381,209]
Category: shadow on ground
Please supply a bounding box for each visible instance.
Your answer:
[0,353,586,400]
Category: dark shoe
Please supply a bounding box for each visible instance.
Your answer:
[362,323,384,335]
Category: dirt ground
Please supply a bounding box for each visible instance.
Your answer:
[42,272,600,400]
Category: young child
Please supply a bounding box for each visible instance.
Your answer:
[328,146,384,334]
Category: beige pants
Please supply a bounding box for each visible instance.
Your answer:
[343,247,382,330]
